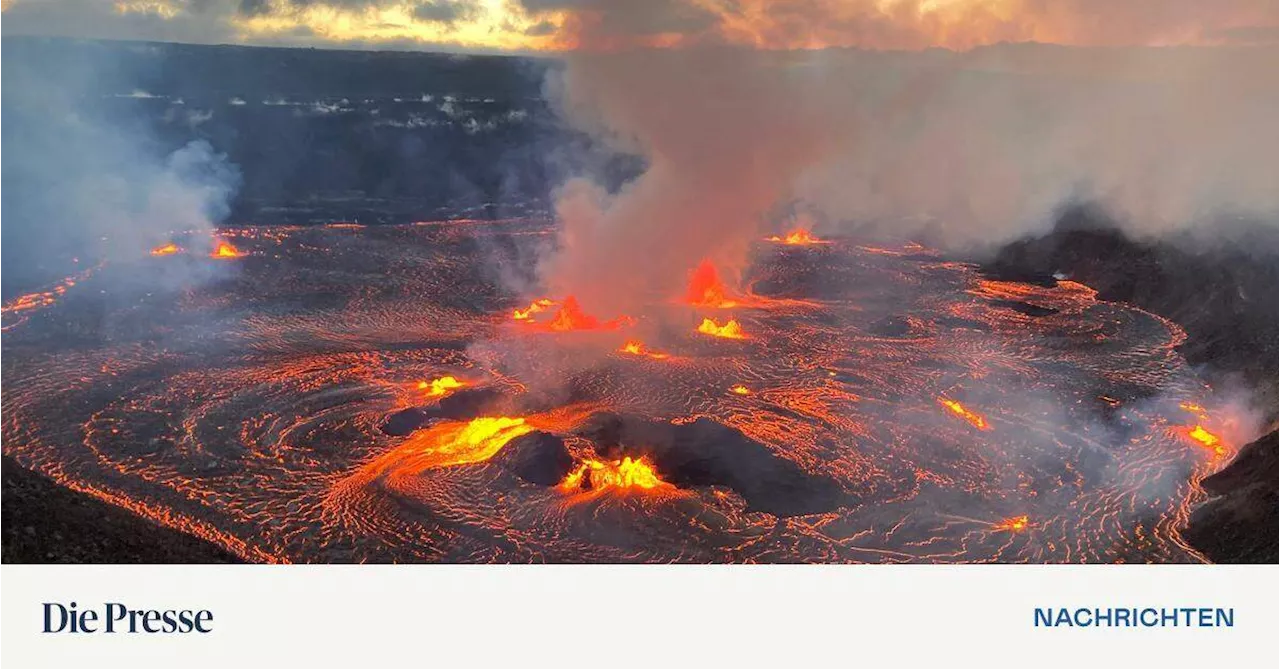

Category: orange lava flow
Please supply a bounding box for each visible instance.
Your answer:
[1179,401,1208,417]
[364,416,535,478]
[417,376,464,397]
[767,229,826,245]
[150,243,182,256]
[729,385,752,395]
[685,259,739,308]
[939,398,991,430]
[346,405,601,487]
[1,265,103,331]
[2,284,71,315]
[696,317,746,339]
[993,515,1030,532]
[513,298,556,321]
[1184,425,1226,456]
[210,240,244,259]
[559,456,670,494]
[619,340,669,360]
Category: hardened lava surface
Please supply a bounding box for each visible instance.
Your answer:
[1,221,1229,563]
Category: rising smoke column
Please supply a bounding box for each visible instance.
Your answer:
[534,3,1276,311]
[537,47,843,315]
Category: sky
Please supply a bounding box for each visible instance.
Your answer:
[1,0,1277,53]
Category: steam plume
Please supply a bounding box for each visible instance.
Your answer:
[535,40,1276,313]
[2,41,241,291]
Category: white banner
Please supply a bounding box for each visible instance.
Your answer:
[2,565,1276,668]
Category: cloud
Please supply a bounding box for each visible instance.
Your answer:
[1,0,553,51]
[239,0,270,16]
[411,0,479,24]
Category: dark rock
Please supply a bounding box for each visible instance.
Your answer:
[493,431,575,486]
[1182,430,1278,563]
[575,412,848,517]
[434,387,516,420]
[382,408,431,436]
[1,456,239,563]
[1201,431,1279,497]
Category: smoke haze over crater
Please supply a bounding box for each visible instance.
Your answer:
[536,40,1277,314]
[2,43,242,294]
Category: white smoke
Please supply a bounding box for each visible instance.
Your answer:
[534,44,1276,314]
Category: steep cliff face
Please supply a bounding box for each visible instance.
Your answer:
[1182,431,1279,563]
[985,210,1278,563]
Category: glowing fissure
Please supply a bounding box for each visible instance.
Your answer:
[939,399,990,431]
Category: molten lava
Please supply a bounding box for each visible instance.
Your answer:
[513,298,556,321]
[1178,401,1210,420]
[767,229,826,245]
[210,240,243,259]
[1184,425,1226,456]
[351,405,600,485]
[939,399,991,431]
[512,295,631,332]
[685,260,739,308]
[550,296,600,331]
[560,456,669,493]
[150,243,182,256]
[729,385,752,395]
[619,340,669,360]
[993,515,1030,532]
[697,317,746,339]
[417,376,464,397]
[373,416,535,475]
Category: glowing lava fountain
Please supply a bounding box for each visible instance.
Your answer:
[620,340,669,360]
[417,376,464,397]
[685,260,740,308]
[697,317,746,339]
[560,456,672,495]
[210,240,244,259]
